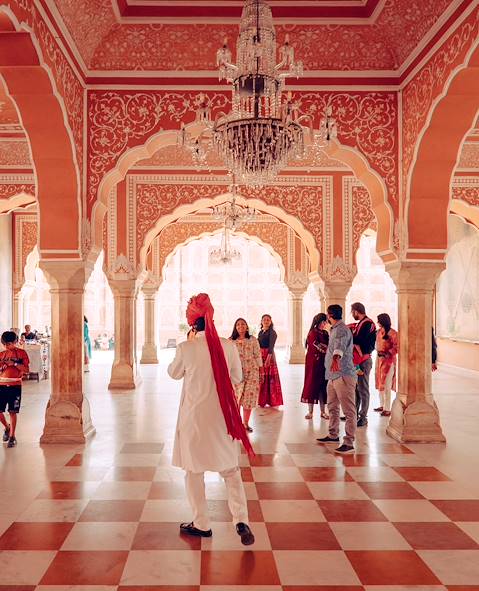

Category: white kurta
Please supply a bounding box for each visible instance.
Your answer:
[168,332,243,473]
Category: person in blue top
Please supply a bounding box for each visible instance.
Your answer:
[317,304,357,454]
[84,316,92,373]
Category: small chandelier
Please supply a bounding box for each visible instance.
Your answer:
[212,183,258,230]
[209,224,242,265]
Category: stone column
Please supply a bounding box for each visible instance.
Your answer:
[323,280,352,314]
[108,279,141,389]
[12,290,21,331]
[287,288,307,364]
[39,260,95,444]
[140,279,161,364]
[310,278,326,312]
[386,262,446,443]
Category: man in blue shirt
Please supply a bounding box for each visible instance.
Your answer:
[317,304,358,454]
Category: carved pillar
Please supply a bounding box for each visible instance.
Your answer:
[39,260,95,444]
[287,288,307,364]
[12,289,21,331]
[309,274,326,312]
[386,262,446,443]
[20,281,35,329]
[323,280,352,313]
[108,279,141,389]
[321,256,355,315]
[286,272,309,365]
[140,278,161,364]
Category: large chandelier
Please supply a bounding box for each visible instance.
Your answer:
[209,224,242,265]
[180,0,338,185]
[212,183,258,230]
[213,0,304,185]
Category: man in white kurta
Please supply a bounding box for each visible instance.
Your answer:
[168,320,254,544]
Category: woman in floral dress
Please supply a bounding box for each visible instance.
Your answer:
[230,318,263,432]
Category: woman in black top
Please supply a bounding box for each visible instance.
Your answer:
[257,314,284,407]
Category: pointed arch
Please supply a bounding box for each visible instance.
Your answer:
[0,9,81,257]
[406,40,479,258]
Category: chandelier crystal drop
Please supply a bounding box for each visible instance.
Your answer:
[212,183,258,231]
[209,224,242,265]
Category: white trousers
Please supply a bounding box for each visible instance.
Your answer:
[185,466,249,531]
[379,363,395,411]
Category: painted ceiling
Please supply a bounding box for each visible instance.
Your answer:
[49,0,458,72]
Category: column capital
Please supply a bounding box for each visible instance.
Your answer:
[322,280,352,300]
[39,259,88,292]
[141,273,162,296]
[285,270,309,296]
[386,261,445,292]
[108,277,140,297]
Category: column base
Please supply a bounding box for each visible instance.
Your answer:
[140,344,159,364]
[288,345,305,364]
[40,397,95,444]
[386,397,446,444]
[108,362,142,390]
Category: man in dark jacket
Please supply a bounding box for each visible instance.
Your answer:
[350,302,376,427]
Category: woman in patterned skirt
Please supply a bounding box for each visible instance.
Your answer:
[230,318,263,432]
[301,313,329,420]
[258,314,284,408]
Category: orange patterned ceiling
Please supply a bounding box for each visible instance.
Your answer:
[51,0,458,72]
[115,0,382,19]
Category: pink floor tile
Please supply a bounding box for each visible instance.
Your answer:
[121,550,201,586]
[132,522,201,550]
[79,500,145,522]
[201,550,281,585]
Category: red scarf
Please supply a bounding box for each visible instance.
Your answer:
[186,293,254,456]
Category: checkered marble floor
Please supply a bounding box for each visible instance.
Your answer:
[1,352,479,590]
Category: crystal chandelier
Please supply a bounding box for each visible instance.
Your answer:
[209,224,242,264]
[213,0,305,185]
[212,183,258,231]
[180,0,339,185]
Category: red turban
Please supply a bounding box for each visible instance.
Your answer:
[186,293,254,456]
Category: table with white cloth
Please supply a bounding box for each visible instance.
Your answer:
[23,341,50,381]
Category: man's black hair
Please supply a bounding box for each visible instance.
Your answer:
[327,304,343,320]
[1,331,18,345]
[351,302,366,315]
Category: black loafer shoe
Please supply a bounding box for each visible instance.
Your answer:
[316,435,340,443]
[335,444,355,454]
[236,522,255,546]
[357,418,368,427]
[180,522,212,537]
[3,426,10,442]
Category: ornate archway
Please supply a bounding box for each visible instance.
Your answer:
[405,37,479,258]
[0,10,82,257]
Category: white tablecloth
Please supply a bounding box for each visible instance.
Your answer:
[24,344,42,374]
[23,342,50,378]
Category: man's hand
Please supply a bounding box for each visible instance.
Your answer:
[330,354,341,373]
[432,363,438,372]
